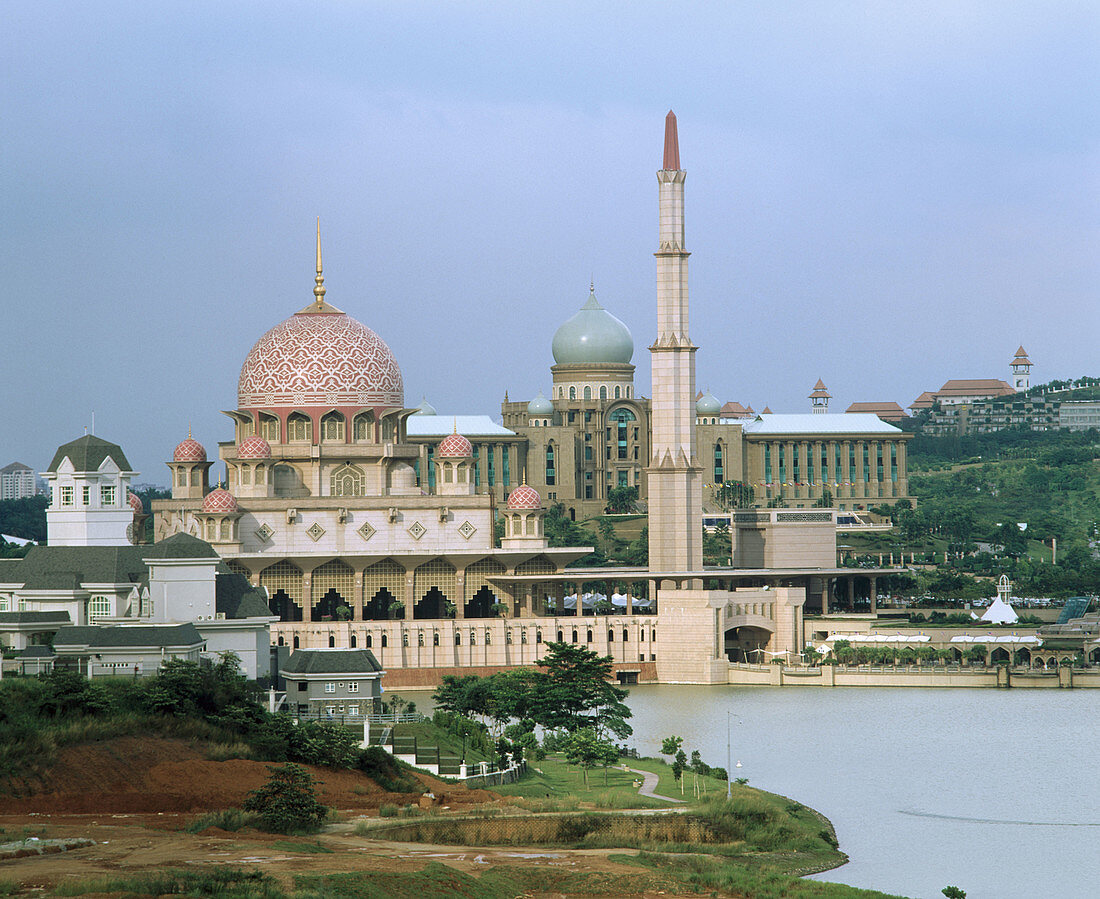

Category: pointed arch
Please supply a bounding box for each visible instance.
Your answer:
[321,410,346,442]
[330,463,364,497]
[259,560,303,622]
[311,559,354,619]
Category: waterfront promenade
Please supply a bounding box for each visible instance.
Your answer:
[724,661,1100,688]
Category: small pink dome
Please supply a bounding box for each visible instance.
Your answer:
[202,488,239,514]
[508,484,542,510]
[437,433,473,458]
[128,491,144,514]
[173,435,207,462]
[238,435,272,459]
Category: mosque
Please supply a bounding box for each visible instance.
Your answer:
[148,113,899,686]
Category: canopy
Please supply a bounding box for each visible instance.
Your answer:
[980,596,1019,625]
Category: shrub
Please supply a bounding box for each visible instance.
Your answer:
[243,764,329,835]
[379,803,398,818]
[185,808,256,833]
[357,746,420,793]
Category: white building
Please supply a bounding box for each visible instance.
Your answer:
[0,462,36,500]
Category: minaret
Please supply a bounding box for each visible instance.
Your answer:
[648,111,703,574]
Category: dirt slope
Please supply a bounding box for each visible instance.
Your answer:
[0,736,495,814]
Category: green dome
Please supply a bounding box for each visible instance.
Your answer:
[527,391,554,415]
[551,288,634,365]
[696,391,721,415]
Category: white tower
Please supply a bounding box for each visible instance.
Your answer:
[809,379,831,414]
[647,111,703,574]
[43,435,137,546]
[1010,346,1032,392]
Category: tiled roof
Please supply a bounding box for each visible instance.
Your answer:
[909,391,936,409]
[845,402,907,421]
[0,611,71,624]
[216,573,274,619]
[0,559,24,584]
[936,379,1014,397]
[53,623,203,649]
[741,413,903,435]
[46,435,132,473]
[143,533,219,560]
[280,648,383,676]
[19,546,148,590]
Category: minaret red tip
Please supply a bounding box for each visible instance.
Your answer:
[663,110,680,170]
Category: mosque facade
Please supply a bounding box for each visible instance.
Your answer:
[150,115,898,686]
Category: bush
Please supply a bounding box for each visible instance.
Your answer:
[379,803,398,818]
[185,808,257,833]
[357,746,420,793]
[243,764,329,835]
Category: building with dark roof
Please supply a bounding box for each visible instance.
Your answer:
[279,648,384,717]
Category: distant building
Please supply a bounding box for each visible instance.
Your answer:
[845,402,907,423]
[0,462,35,500]
[1059,400,1100,432]
[279,648,384,717]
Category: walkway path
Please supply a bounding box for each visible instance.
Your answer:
[623,766,684,803]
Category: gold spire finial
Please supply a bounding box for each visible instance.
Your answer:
[521,466,527,485]
[453,417,458,435]
[188,424,192,438]
[313,217,326,308]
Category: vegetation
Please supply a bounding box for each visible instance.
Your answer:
[0,657,409,791]
[243,764,329,834]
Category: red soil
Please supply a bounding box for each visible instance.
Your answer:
[0,736,496,815]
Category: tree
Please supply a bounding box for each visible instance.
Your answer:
[605,485,638,514]
[672,748,688,795]
[534,642,632,740]
[243,763,329,834]
[562,727,619,788]
[941,887,966,899]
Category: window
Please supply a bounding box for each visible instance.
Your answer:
[418,632,425,646]
[260,416,280,441]
[485,629,492,645]
[455,632,461,645]
[536,629,543,644]
[433,632,439,646]
[502,446,510,486]
[298,681,308,691]
[101,485,116,506]
[349,705,359,717]
[288,412,312,442]
[608,629,614,642]
[366,634,372,647]
[60,486,73,506]
[82,486,91,506]
[600,386,607,399]
[322,412,345,442]
[381,634,387,647]
[586,629,593,643]
[350,634,357,647]
[584,386,592,400]
[324,682,336,693]
[623,628,629,642]
[569,387,576,400]
[176,469,186,487]
[353,412,374,442]
[89,595,111,621]
[348,681,358,693]
[402,632,409,646]
[545,444,556,486]
[331,464,364,496]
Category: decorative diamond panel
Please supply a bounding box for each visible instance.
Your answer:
[458,520,477,540]
[357,521,376,541]
[407,520,426,541]
[255,523,275,542]
[306,522,326,542]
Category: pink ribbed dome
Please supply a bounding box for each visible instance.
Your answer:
[238,435,272,459]
[238,308,403,411]
[437,433,473,458]
[202,488,239,514]
[128,491,144,513]
[507,484,542,510]
[173,435,207,462]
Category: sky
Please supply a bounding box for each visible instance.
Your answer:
[2,1,1097,485]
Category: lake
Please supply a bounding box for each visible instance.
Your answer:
[625,685,1099,899]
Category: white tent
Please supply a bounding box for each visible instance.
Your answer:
[980,596,1019,625]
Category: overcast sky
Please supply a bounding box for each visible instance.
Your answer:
[3,2,1097,485]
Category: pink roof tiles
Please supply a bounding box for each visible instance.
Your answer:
[201,488,239,514]
[173,435,207,463]
[238,435,272,459]
[507,484,542,510]
[437,433,473,458]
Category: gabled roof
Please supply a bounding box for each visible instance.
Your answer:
[216,572,274,619]
[46,435,132,473]
[18,545,148,591]
[742,413,903,436]
[143,533,219,560]
[909,391,936,410]
[845,402,907,422]
[936,379,1014,397]
[53,622,203,649]
[281,648,383,676]
[406,415,515,438]
[0,559,24,584]
[720,401,753,417]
